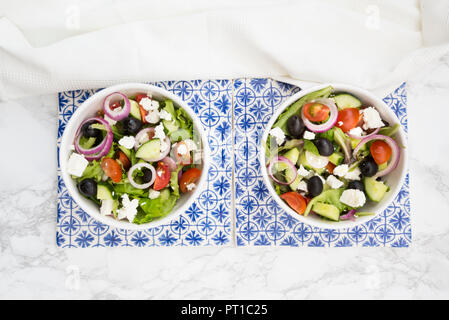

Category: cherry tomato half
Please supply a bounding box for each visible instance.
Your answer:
[115,151,131,171]
[135,93,148,103]
[370,140,392,165]
[280,192,307,215]
[153,162,171,191]
[101,157,122,183]
[303,103,330,122]
[179,168,202,193]
[336,108,360,133]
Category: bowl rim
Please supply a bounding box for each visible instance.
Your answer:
[260,83,408,230]
[60,83,210,231]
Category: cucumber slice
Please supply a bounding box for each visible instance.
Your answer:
[329,152,344,166]
[356,211,375,217]
[334,93,362,109]
[97,184,113,200]
[283,147,300,164]
[364,177,388,202]
[312,202,340,221]
[118,145,132,159]
[170,129,191,143]
[129,100,142,120]
[136,139,161,161]
[285,169,302,191]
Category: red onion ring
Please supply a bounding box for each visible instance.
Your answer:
[347,127,380,140]
[301,98,338,133]
[340,209,356,221]
[161,156,177,172]
[74,117,112,156]
[134,127,155,150]
[103,92,131,121]
[84,132,113,161]
[353,134,400,178]
[267,156,297,185]
[127,163,156,189]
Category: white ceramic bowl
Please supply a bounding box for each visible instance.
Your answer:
[261,83,407,229]
[60,83,209,230]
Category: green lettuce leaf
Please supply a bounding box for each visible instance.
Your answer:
[78,160,103,182]
[134,193,178,224]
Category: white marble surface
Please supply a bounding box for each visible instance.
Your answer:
[1,55,449,300]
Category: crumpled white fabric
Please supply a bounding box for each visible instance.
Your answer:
[0,0,448,100]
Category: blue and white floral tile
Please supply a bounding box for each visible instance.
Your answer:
[57,80,233,248]
[234,79,411,247]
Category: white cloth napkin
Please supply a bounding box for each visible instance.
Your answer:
[0,0,448,100]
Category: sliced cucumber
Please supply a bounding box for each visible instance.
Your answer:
[356,211,375,217]
[285,169,302,191]
[312,202,340,221]
[329,152,344,166]
[364,177,388,202]
[97,184,113,200]
[136,139,161,161]
[283,147,300,164]
[334,93,362,109]
[170,129,191,143]
[129,99,142,120]
[118,145,132,159]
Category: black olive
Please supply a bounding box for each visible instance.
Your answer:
[348,180,365,192]
[359,157,378,177]
[307,176,323,197]
[141,168,153,183]
[287,115,305,138]
[78,179,97,198]
[314,138,334,156]
[120,117,142,135]
[81,121,102,138]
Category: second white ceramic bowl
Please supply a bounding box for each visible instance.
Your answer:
[261,83,407,230]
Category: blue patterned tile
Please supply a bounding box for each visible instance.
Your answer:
[57,80,233,247]
[234,79,410,247]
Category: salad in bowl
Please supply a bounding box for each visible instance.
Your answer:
[60,83,208,229]
[262,84,406,228]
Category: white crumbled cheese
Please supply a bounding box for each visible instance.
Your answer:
[361,107,384,130]
[117,194,139,222]
[269,127,285,146]
[297,180,308,192]
[177,143,188,155]
[340,189,366,208]
[297,164,311,177]
[305,150,329,169]
[186,183,196,191]
[333,164,349,177]
[326,175,344,189]
[348,127,364,137]
[140,97,158,111]
[338,121,344,126]
[154,123,166,141]
[118,136,135,149]
[67,153,88,177]
[193,151,203,164]
[159,109,172,121]
[100,199,114,216]
[104,114,117,126]
[303,130,315,140]
[148,189,160,199]
[138,133,149,144]
[160,140,169,154]
[185,139,198,151]
[344,167,361,181]
[151,100,160,109]
[145,110,160,124]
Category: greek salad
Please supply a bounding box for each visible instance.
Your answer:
[266,86,402,222]
[67,92,202,224]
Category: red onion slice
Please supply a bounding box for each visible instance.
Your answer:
[127,163,156,189]
[134,127,155,150]
[267,156,297,185]
[103,92,131,121]
[84,131,113,161]
[161,156,177,172]
[340,209,356,221]
[301,98,338,133]
[74,117,112,155]
[353,134,400,178]
[347,127,380,140]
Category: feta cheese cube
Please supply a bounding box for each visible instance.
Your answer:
[159,109,172,121]
[177,143,188,155]
[100,199,114,216]
[269,127,285,146]
[344,167,361,181]
[326,175,344,189]
[154,123,166,141]
[361,107,384,130]
[148,189,160,199]
[333,164,349,177]
[140,97,158,111]
[145,109,160,124]
[348,127,364,137]
[339,189,366,208]
[297,180,308,192]
[117,194,139,222]
[118,136,135,149]
[151,100,160,109]
[67,153,88,177]
[160,140,169,154]
[303,130,315,140]
[297,165,313,178]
